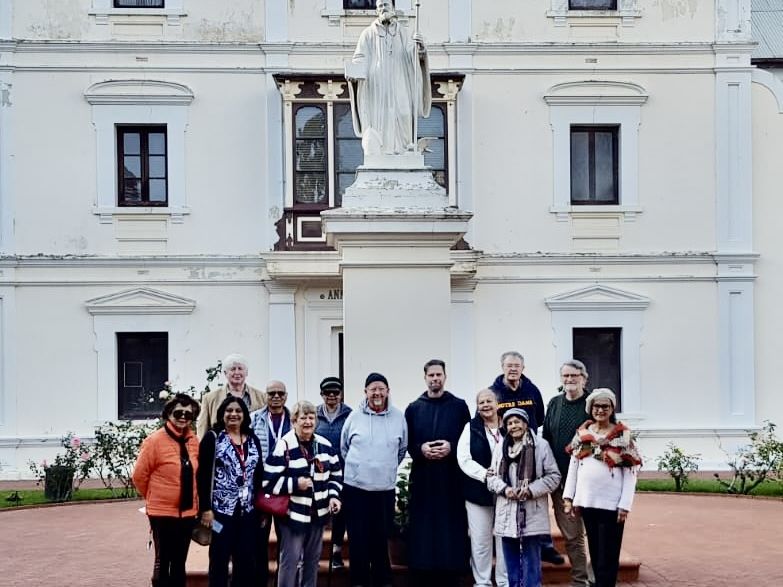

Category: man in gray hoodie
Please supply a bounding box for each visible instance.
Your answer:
[340,372,408,587]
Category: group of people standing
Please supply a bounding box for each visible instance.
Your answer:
[132,351,641,587]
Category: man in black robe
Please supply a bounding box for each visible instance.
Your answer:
[404,359,471,587]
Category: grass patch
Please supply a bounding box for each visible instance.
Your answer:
[1,488,137,509]
[637,478,783,497]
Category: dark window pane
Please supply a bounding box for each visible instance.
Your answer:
[296,106,326,138]
[123,179,142,202]
[148,179,167,202]
[343,0,378,8]
[300,220,323,238]
[296,139,326,172]
[570,131,590,201]
[148,133,166,155]
[418,107,444,137]
[573,327,622,412]
[336,139,363,172]
[423,138,445,170]
[148,155,166,178]
[123,156,141,178]
[114,0,165,7]
[335,104,356,138]
[123,133,140,154]
[117,332,168,420]
[295,173,327,204]
[569,0,616,9]
[594,132,616,201]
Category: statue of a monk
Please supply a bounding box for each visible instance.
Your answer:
[345,0,432,156]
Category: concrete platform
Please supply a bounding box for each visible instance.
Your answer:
[1,493,781,586]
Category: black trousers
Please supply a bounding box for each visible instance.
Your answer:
[149,516,195,587]
[581,507,625,587]
[410,570,462,587]
[343,484,395,587]
[209,508,264,587]
[331,507,347,548]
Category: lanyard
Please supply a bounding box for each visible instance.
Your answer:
[486,426,501,445]
[268,413,286,444]
[230,437,247,483]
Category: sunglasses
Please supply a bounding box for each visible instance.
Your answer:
[267,391,286,398]
[592,404,613,411]
[321,389,341,396]
[171,409,195,421]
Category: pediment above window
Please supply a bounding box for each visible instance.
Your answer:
[544,80,648,106]
[84,79,194,105]
[545,284,650,311]
[85,287,196,315]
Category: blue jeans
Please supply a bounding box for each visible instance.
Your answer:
[502,535,543,587]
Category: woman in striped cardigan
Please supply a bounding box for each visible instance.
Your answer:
[263,400,343,587]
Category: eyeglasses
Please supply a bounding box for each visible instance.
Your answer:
[267,391,286,398]
[321,389,341,397]
[562,373,583,379]
[591,404,613,411]
[171,409,194,421]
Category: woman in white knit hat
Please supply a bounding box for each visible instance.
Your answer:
[562,388,642,587]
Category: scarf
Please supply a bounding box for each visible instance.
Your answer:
[566,421,642,468]
[499,431,536,536]
[164,423,194,512]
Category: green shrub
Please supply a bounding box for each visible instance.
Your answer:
[656,442,701,491]
[714,420,783,495]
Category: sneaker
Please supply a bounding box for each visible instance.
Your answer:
[330,551,344,569]
[541,546,565,565]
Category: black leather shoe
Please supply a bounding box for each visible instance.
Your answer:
[541,546,565,565]
[330,552,344,569]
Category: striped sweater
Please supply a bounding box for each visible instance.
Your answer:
[262,429,342,527]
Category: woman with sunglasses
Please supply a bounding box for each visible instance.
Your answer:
[133,393,201,587]
[263,400,343,587]
[562,389,642,587]
[197,395,265,587]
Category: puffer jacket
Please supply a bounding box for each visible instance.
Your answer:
[486,435,560,538]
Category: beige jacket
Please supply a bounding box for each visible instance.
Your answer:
[196,384,266,438]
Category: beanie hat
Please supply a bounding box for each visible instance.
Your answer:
[502,407,529,425]
[364,372,389,388]
[585,388,617,414]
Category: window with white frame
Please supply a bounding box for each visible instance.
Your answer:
[274,73,461,250]
[117,331,168,419]
[114,0,164,7]
[546,284,649,417]
[548,0,640,27]
[569,0,616,9]
[544,81,647,220]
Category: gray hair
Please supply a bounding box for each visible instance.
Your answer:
[291,400,317,422]
[500,351,524,366]
[475,388,497,403]
[222,353,248,373]
[560,359,589,380]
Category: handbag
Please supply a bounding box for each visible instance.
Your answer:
[254,440,290,517]
[191,522,212,546]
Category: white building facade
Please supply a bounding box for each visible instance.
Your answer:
[0,0,780,477]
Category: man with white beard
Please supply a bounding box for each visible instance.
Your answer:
[346,0,431,155]
[340,373,408,587]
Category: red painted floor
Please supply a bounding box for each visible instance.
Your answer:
[0,492,780,586]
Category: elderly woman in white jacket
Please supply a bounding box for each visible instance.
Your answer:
[487,408,561,587]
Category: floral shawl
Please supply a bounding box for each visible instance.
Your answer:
[566,421,642,468]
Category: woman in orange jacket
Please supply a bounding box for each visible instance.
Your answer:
[133,393,201,587]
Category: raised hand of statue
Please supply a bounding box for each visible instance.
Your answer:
[412,32,426,55]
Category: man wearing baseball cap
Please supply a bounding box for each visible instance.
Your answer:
[315,376,352,569]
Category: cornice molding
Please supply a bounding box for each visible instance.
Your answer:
[84,79,194,105]
[85,287,195,315]
[545,284,650,311]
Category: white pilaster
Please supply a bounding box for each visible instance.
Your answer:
[448,0,471,43]
[716,258,756,426]
[266,282,299,398]
[450,280,476,400]
[265,0,289,43]
[0,69,13,253]
[0,0,11,38]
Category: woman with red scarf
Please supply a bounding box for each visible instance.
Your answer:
[562,388,642,587]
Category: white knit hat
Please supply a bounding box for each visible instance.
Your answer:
[585,388,616,414]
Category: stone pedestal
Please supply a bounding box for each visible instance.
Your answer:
[322,155,472,406]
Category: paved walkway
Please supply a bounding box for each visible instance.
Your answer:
[0,493,780,586]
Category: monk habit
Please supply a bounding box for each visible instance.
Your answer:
[404,390,471,573]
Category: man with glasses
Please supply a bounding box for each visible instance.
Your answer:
[315,377,352,568]
[542,360,594,587]
[250,381,292,461]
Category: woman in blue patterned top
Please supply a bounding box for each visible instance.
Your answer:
[197,395,265,587]
[263,400,343,587]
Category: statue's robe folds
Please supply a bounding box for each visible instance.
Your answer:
[349,19,431,155]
